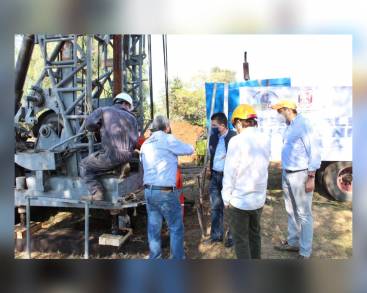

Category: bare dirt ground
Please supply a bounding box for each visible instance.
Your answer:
[15,121,352,259]
[170,120,204,165]
[183,162,352,259]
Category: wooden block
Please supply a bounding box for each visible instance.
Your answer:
[99,229,133,247]
[41,212,72,229]
[99,234,125,247]
[14,222,41,239]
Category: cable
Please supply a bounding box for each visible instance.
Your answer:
[162,34,169,119]
[97,40,100,107]
[148,35,154,120]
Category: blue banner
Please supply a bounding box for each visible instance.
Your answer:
[205,77,291,128]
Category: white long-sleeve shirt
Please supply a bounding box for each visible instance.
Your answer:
[222,127,271,210]
[140,131,194,187]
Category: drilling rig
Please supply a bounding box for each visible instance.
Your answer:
[14,34,148,234]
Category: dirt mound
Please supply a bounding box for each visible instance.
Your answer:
[171,120,204,145]
[170,120,205,165]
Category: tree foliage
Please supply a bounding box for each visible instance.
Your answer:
[167,77,206,125]
[163,67,236,126]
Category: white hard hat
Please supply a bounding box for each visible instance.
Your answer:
[113,92,133,109]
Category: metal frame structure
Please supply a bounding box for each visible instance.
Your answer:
[14,35,149,259]
[13,34,184,258]
[24,194,144,259]
[122,35,146,130]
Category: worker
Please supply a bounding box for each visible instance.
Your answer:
[80,92,138,201]
[207,112,236,247]
[140,115,194,259]
[271,100,321,259]
[222,104,271,259]
[136,129,185,218]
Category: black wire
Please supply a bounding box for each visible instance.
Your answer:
[81,37,84,88]
[97,40,100,107]
[148,35,154,120]
[162,34,169,119]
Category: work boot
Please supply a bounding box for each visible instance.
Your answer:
[273,240,299,252]
[202,237,223,245]
[224,237,234,248]
[81,190,104,201]
[224,230,234,247]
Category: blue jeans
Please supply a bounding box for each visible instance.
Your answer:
[144,188,185,259]
[209,171,233,241]
[282,170,314,257]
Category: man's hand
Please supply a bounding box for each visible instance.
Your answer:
[305,177,315,193]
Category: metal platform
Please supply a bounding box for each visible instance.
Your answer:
[15,171,144,210]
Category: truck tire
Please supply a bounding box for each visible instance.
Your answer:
[316,168,324,187]
[322,161,352,201]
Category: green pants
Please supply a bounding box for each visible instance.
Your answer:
[227,205,263,259]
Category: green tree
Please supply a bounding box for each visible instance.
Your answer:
[208,66,236,83]
[163,67,236,126]
[166,77,205,125]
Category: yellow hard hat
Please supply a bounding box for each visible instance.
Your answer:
[231,104,257,124]
[270,100,297,110]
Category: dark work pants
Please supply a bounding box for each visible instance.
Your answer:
[80,151,124,195]
[209,171,232,241]
[228,205,263,259]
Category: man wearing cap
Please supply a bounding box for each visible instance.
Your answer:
[80,92,138,201]
[222,104,271,259]
[140,115,194,259]
[271,100,321,259]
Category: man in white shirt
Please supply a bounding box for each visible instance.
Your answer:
[271,100,321,259]
[140,115,194,259]
[222,104,271,259]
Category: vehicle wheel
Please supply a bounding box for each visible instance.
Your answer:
[322,162,352,201]
[316,168,324,187]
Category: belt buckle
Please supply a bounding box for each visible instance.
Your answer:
[162,186,175,192]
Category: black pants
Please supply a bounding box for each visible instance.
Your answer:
[209,171,232,241]
[80,151,125,195]
[228,205,263,259]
